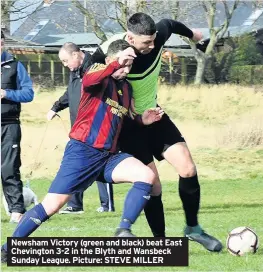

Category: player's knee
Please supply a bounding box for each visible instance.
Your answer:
[152,172,161,184]
[179,163,197,178]
[151,182,162,196]
[42,194,69,216]
[137,167,155,185]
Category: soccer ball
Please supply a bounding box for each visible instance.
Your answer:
[2,187,38,216]
[226,227,259,256]
[23,187,38,208]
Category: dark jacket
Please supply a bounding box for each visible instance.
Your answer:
[51,51,104,126]
[1,51,34,124]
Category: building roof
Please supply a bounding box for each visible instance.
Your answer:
[38,33,101,47]
[12,1,261,44]
[7,1,263,56]
[12,1,122,44]
[4,33,59,54]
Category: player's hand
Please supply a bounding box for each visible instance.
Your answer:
[1,89,6,99]
[117,47,136,67]
[46,110,57,121]
[141,107,164,125]
[129,98,139,120]
[191,29,203,42]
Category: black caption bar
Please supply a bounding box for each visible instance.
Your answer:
[7,237,188,267]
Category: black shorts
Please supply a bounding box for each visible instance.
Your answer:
[119,113,185,165]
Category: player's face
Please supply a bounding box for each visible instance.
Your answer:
[112,64,132,79]
[59,49,81,71]
[128,32,156,54]
[106,56,133,79]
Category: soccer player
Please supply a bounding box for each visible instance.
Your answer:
[1,39,164,263]
[99,13,223,252]
[46,42,115,214]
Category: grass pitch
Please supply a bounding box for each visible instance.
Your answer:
[1,84,263,271]
[1,169,263,272]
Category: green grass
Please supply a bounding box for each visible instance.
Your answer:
[1,168,263,272]
[2,85,263,271]
[192,147,263,180]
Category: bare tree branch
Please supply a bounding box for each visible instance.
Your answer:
[71,0,107,41]
[216,0,240,39]
[203,1,216,30]
[1,0,45,33]
[171,1,180,20]
[188,0,242,84]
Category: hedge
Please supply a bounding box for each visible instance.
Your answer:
[229,65,263,85]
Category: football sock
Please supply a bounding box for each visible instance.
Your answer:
[119,182,152,230]
[3,204,49,251]
[179,174,200,227]
[144,194,165,237]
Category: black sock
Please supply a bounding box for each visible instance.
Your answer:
[179,174,200,227]
[144,194,165,237]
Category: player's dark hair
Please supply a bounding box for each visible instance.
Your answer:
[127,12,156,35]
[60,42,80,54]
[107,39,131,56]
[1,30,5,39]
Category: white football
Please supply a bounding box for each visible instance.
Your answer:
[23,187,38,208]
[2,187,38,216]
[226,227,259,256]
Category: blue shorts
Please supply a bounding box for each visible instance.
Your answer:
[48,139,132,194]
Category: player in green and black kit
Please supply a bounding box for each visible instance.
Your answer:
[100,13,222,252]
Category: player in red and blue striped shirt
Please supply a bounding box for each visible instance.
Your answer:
[1,40,164,256]
[69,56,132,152]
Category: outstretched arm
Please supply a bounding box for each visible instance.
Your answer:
[156,19,203,44]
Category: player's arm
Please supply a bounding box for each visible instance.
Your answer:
[91,46,106,64]
[156,19,202,43]
[99,34,126,54]
[133,108,164,125]
[82,61,121,88]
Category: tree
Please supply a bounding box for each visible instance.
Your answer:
[184,0,240,84]
[1,0,43,34]
[232,34,263,66]
[71,0,242,84]
[71,0,153,42]
[3,0,252,85]
[69,0,241,84]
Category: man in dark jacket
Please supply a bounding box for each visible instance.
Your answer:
[1,31,34,223]
[46,42,115,214]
